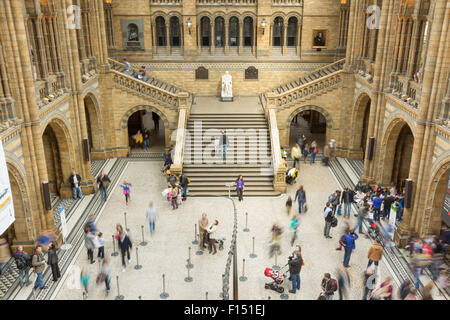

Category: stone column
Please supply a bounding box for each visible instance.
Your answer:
[224,22,229,55]
[211,21,215,55]
[35,16,50,80]
[238,21,243,55]
[282,22,287,56]
[166,22,171,55]
[152,19,157,56]
[296,22,301,56]
[406,17,420,78]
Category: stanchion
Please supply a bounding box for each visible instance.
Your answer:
[186,246,194,269]
[140,225,147,246]
[205,291,208,300]
[124,212,129,232]
[192,224,199,245]
[219,274,224,298]
[249,236,257,258]
[111,235,118,257]
[243,212,249,232]
[272,250,280,271]
[184,264,193,282]
[160,274,169,299]
[196,234,204,255]
[134,247,142,270]
[239,259,248,281]
[280,292,289,300]
[115,275,124,300]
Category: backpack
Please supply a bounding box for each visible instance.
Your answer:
[328,193,335,203]
[331,217,338,228]
[14,254,27,270]
[330,279,338,292]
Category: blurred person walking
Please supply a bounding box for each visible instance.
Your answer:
[286,196,293,215]
[120,180,132,206]
[80,267,90,299]
[116,224,132,272]
[309,141,318,164]
[337,264,351,300]
[294,185,306,215]
[362,267,375,300]
[97,171,111,202]
[291,144,301,168]
[399,279,412,300]
[146,202,159,236]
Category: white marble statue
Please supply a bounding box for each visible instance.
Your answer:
[221,71,233,101]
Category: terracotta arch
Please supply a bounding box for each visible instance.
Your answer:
[350,92,372,159]
[378,116,415,185]
[422,156,450,235]
[41,116,76,195]
[83,92,104,152]
[6,161,35,242]
[120,105,170,149]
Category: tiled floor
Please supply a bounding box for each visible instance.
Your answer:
[53,160,403,300]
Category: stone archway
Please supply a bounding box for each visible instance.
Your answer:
[120,105,170,153]
[41,117,75,197]
[351,92,372,160]
[422,157,450,235]
[378,117,415,188]
[285,105,333,149]
[83,93,103,156]
[6,162,34,244]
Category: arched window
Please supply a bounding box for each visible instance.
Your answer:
[215,17,225,47]
[170,16,181,47]
[229,17,239,47]
[243,17,253,47]
[128,23,139,41]
[155,17,166,46]
[287,17,298,47]
[273,17,283,47]
[201,17,211,47]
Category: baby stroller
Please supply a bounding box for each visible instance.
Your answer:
[285,168,299,185]
[264,265,289,293]
[215,234,226,251]
[368,221,380,239]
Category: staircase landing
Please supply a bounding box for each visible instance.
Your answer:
[191,96,264,114]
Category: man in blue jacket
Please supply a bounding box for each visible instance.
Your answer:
[372,194,383,221]
[343,230,358,268]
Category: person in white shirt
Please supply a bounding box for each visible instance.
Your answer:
[207,220,219,255]
[323,202,334,238]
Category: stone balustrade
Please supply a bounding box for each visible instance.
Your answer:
[196,0,256,5]
[272,0,302,5]
[170,95,190,175]
[151,0,182,4]
[390,75,421,108]
[270,72,343,108]
[266,106,286,192]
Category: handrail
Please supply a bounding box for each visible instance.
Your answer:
[269,69,343,108]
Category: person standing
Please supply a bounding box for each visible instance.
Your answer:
[162,151,173,172]
[123,58,132,75]
[117,225,132,272]
[97,232,105,260]
[321,273,338,300]
[153,112,160,131]
[120,180,132,206]
[143,128,151,151]
[399,279,412,300]
[207,220,219,255]
[353,204,368,234]
[69,170,82,199]
[146,202,159,236]
[341,187,354,218]
[14,246,31,287]
[382,193,395,220]
[323,202,334,239]
[294,185,306,215]
[47,242,60,282]
[288,252,303,294]
[367,239,383,272]
[84,226,96,264]
[199,213,209,251]
[32,245,47,290]
[322,143,330,166]
[235,175,244,202]
[169,187,178,210]
[221,130,228,159]
[97,171,111,202]
[309,141,318,164]
[179,174,190,201]
[329,190,341,214]
[291,144,301,168]
[302,143,309,164]
[286,196,293,215]
[343,230,358,268]
[372,193,383,221]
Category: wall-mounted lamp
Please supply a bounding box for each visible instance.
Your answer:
[261,18,267,35]
[187,17,192,35]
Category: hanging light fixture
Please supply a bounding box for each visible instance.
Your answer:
[261,18,267,35]
[187,17,192,35]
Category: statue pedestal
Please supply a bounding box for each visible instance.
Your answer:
[220,96,233,102]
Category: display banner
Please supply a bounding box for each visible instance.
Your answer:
[0,141,15,235]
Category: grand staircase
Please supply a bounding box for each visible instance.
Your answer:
[183,112,280,197]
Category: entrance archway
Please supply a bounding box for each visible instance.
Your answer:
[380,118,414,189]
[42,119,73,198]
[287,106,333,154]
[125,108,167,152]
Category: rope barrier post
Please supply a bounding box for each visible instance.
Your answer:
[243,212,249,232]
[192,224,199,245]
[160,274,169,299]
[280,292,289,300]
[115,275,124,300]
[219,274,224,298]
[239,258,247,281]
[272,250,280,271]
[249,236,257,258]
[140,225,148,246]
[196,233,204,255]
[205,291,208,300]
[134,247,142,270]
[184,263,193,282]
[124,212,129,232]
[111,235,118,257]
[186,246,194,269]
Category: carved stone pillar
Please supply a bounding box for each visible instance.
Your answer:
[238,21,243,55]
[282,23,287,56]
[224,22,229,55]
[166,22,171,55]
[211,21,215,55]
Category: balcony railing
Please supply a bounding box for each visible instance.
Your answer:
[197,0,256,5]
[151,0,182,4]
[272,0,302,5]
[390,74,421,108]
